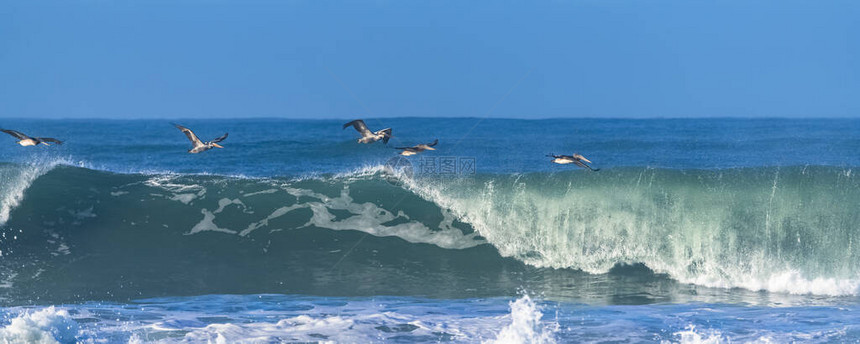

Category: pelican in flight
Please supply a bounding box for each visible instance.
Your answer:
[1,129,63,146]
[343,119,392,144]
[396,139,438,156]
[547,153,599,171]
[172,123,228,153]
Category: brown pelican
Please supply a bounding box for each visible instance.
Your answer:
[343,119,392,144]
[547,153,599,171]
[396,139,438,156]
[172,123,228,153]
[1,129,63,146]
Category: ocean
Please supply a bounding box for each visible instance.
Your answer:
[0,117,859,343]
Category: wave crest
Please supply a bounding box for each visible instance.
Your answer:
[0,160,67,226]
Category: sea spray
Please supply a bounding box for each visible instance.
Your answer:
[486,295,557,344]
[0,160,65,226]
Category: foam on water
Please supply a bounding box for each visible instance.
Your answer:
[666,326,788,344]
[295,185,482,250]
[0,295,561,344]
[3,294,859,343]
[0,307,78,344]
[665,326,726,344]
[143,172,486,249]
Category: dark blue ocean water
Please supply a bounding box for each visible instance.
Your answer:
[0,118,859,343]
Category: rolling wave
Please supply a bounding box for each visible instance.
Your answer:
[0,162,858,300]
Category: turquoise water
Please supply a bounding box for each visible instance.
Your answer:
[0,118,859,342]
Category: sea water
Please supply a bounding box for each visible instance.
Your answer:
[0,118,858,343]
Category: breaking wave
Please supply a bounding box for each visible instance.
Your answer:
[0,162,859,300]
[404,166,860,296]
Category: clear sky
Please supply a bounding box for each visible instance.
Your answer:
[0,1,857,119]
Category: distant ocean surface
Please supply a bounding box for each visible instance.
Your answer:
[0,117,859,343]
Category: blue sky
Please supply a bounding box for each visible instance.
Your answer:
[0,1,857,119]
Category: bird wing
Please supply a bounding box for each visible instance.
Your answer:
[427,139,438,147]
[378,128,392,144]
[210,133,228,143]
[1,129,29,140]
[573,160,598,171]
[394,145,414,150]
[37,138,63,145]
[343,120,371,135]
[172,123,203,145]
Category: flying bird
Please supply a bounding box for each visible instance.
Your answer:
[1,129,63,146]
[343,119,392,144]
[172,123,228,153]
[396,139,438,156]
[547,153,599,171]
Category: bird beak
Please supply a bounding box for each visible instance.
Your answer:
[580,156,591,163]
[213,143,224,148]
[427,147,436,150]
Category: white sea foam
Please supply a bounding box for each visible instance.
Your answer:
[213,198,249,214]
[180,314,358,343]
[151,170,485,249]
[0,307,79,344]
[299,186,483,249]
[238,204,304,236]
[668,326,726,344]
[241,188,278,197]
[188,209,237,235]
[686,269,860,297]
[144,175,206,204]
[51,295,556,343]
[665,325,782,344]
[166,295,558,344]
[187,198,252,235]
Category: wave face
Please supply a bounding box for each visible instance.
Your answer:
[407,166,860,296]
[0,163,859,305]
[0,164,511,305]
